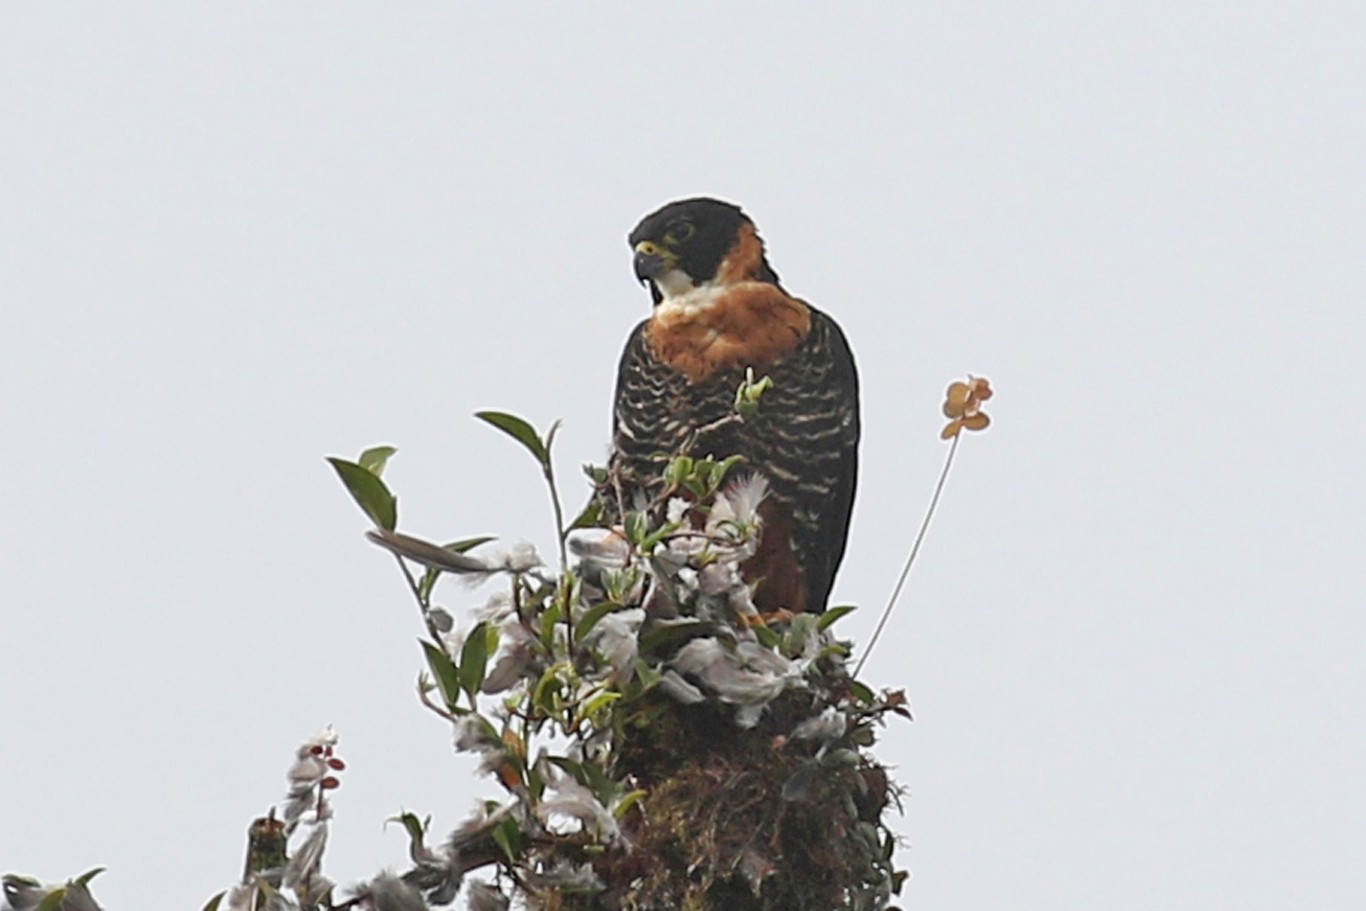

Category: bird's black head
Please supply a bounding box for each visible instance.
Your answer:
[628,197,780,305]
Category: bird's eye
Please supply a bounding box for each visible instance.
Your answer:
[663,220,695,246]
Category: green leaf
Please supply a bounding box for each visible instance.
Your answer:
[818,640,852,661]
[816,604,858,631]
[527,762,547,801]
[848,679,875,704]
[358,445,398,476]
[538,599,564,652]
[662,455,693,489]
[547,755,586,778]
[475,411,548,468]
[459,621,493,700]
[445,535,497,554]
[783,614,819,656]
[491,816,522,863]
[632,659,661,691]
[638,619,713,654]
[420,640,463,709]
[579,689,622,725]
[575,601,619,642]
[72,868,105,888]
[566,500,604,532]
[707,454,747,493]
[36,889,67,911]
[532,665,567,715]
[201,892,226,911]
[580,757,613,800]
[613,788,648,818]
[384,811,431,861]
[734,368,774,417]
[623,511,649,547]
[418,567,440,604]
[752,624,781,649]
[600,566,640,606]
[636,520,682,555]
[327,457,398,530]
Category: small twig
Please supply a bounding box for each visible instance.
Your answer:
[392,553,448,644]
[682,412,743,453]
[854,433,962,677]
[543,420,569,574]
[417,678,459,722]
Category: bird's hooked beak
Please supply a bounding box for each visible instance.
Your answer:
[633,240,674,284]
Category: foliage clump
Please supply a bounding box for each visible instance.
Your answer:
[11,376,994,911]
[327,411,910,911]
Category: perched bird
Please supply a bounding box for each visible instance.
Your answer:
[600,198,860,614]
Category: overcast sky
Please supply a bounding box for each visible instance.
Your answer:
[3,3,1363,909]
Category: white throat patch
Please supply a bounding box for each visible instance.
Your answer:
[653,268,697,299]
[654,278,726,320]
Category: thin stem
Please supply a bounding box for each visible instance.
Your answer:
[854,432,962,678]
[543,419,569,574]
[545,461,568,572]
[392,553,446,644]
[687,411,742,448]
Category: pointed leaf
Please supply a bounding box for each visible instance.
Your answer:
[710,454,747,491]
[36,890,67,911]
[544,418,563,456]
[418,567,441,603]
[491,816,522,863]
[579,689,623,727]
[575,601,619,642]
[662,455,694,490]
[632,658,661,690]
[818,640,852,660]
[358,445,398,476]
[817,604,858,632]
[613,788,648,819]
[623,511,649,547]
[566,500,604,532]
[636,520,682,554]
[445,535,497,554]
[421,640,463,709]
[327,457,398,530]
[201,892,226,911]
[385,811,431,860]
[72,868,106,888]
[475,411,548,468]
[752,624,781,649]
[459,621,492,699]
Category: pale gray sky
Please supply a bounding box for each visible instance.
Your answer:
[3,4,1363,909]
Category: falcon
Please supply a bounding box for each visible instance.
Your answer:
[600,198,860,614]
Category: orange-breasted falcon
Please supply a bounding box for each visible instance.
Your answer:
[601,198,860,614]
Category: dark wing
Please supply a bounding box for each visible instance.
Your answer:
[785,306,860,612]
